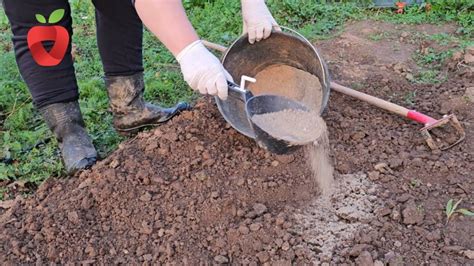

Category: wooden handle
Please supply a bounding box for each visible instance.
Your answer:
[330,82,409,118]
[202,40,227,53]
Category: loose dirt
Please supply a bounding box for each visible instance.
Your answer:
[1,20,473,264]
[251,109,324,144]
[248,64,323,112]
[0,100,357,265]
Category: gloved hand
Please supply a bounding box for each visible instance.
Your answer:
[177,40,233,100]
[241,0,281,44]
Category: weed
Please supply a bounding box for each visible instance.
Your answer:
[412,46,452,85]
[413,70,446,84]
[445,199,474,224]
[368,31,390,41]
[410,179,422,188]
[417,204,424,212]
[404,90,417,106]
[351,82,364,90]
[414,48,452,68]
[0,187,6,201]
[428,33,456,46]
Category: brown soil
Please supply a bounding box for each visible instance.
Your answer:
[248,64,323,111]
[251,109,324,144]
[1,101,321,264]
[1,20,473,264]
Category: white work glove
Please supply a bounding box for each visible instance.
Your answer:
[241,0,281,44]
[177,40,233,100]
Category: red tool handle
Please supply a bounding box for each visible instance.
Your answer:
[406,110,438,126]
[330,82,438,126]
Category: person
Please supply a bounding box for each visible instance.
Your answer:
[2,0,280,174]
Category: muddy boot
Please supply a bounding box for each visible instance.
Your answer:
[39,101,98,175]
[105,73,191,135]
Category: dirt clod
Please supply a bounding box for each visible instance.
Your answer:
[214,255,228,264]
[402,200,425,225]
[67,211,79,224]
[355,251,374,266]
[253,203,267,216]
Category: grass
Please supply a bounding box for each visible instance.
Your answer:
[413,70,447,84]
[370,0,474,37]
[0,0,473,194]
[416,48,452,66]
[410,34,472,84]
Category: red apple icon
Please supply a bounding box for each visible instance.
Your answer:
[27,9,69,67]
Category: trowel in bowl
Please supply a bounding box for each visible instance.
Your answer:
[227,76,316,154]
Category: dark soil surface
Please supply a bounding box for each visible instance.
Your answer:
[1,20,473,265]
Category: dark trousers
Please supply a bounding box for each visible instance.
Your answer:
[2,0,144,109]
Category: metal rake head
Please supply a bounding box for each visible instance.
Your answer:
[420,114,465,151]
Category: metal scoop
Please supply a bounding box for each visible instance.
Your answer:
[227,79,313,154]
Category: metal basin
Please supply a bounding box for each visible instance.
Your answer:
[216,28,331,138]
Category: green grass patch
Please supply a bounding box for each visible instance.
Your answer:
[414,69,446,84]
[414,47,453,68]
[371,0,474,37]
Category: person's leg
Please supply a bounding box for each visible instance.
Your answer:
[2,0,78,108]
[2,0,96,174]
[92,0,190,134]
[91,0,143,76]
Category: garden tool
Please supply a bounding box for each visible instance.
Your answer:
[227,77,313,154]
[330,82,465,151]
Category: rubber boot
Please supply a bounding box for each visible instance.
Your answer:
[105,73,191,135]
[39,101,97,174]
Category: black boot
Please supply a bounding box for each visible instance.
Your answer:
[105,73,191,135]
[39,101,97,174]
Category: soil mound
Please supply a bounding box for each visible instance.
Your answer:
[0,100,321,264]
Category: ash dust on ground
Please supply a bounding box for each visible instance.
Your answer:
[1,20,474,264]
